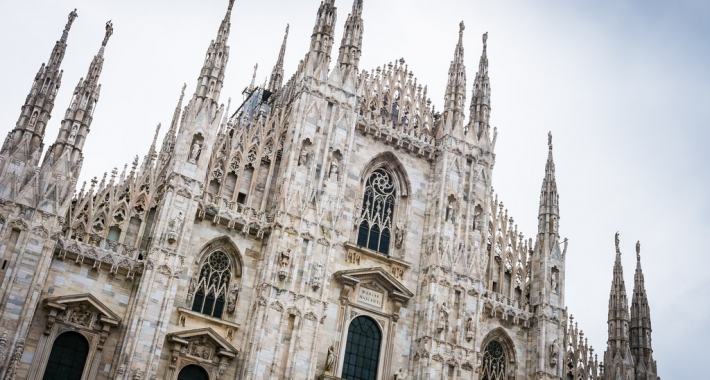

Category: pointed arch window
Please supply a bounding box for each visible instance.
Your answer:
[357,169,395,255]
[42,332,89,380]
[342,316,381,380]
[481,340,507,380]
[191,251,232,318]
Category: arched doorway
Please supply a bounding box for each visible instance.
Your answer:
[178,364,209,380]
[341,316,382,380]
[42,332,89,380]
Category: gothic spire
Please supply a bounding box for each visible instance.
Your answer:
[438,21,467,140]
[157,85,186,174]
[336,0,364,72]
[192,0,234,108]
[1,9,79,164]
[305,0,338,77]
[537,132,560,239]
[268,24,289,92]
[48,20,113,171]
[607,232,631,352]
[466,32,491,144]
[630,241,656,373]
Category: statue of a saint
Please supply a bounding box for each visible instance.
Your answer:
[466,317,475,339]
[329,159,339,180]
[324,345,336,374]
[636,240,641,262]
[615,231,620,253]
[395,222,405,249]
[67,9,78,30]
[298,147,309,166]
[102,20,114,47]
[550,339,559,367]
[188,141,202,164]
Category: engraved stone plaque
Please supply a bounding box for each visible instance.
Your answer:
[357,287,384,308]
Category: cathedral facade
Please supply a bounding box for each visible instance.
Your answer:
[0,1,660,380]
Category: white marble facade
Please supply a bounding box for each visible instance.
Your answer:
[0,1,659,380]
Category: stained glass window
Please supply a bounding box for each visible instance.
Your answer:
[192,251,231,318]
[342,316,382,380]
[42,332,89,380]
[481,340,507,380]
[357,169,395,255]
[178,364,209,380]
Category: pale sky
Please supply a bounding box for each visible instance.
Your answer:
[1,0,708,377]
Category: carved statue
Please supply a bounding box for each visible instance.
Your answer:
[67,9,78,29]
[103,20,114,46]
[312,262,324,284]
[69,304,92,326]
[474,352,482,373]
[324,345,336,374]
[394,368,407,380]
[550,339,559,367]
[227,284,240,314]
[508,370,515,380]
[636,240,641,262]
[68,124,79,141]
[394,222,405,249]
[615,231,620,253]
[466,316,475,340]
[446,201,454,222]
[28,112,38,127]
[188,275,198,294]
[188,141,202,164]
[298,146,309,166]
[279,249,291,270]
[551,271,558,294]
[438,302,450,331]
[329,159,339,180]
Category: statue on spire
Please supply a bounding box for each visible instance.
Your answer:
[459,21,465,35]
[615,231,620,253]
[548,131,553,150]
[66,9,78,30]
[102,21,114,47]
[483,32,488,51]
[636,240,641,261]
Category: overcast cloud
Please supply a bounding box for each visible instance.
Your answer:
[1,0,708,378]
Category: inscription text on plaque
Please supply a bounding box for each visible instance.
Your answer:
[358,288,384,308]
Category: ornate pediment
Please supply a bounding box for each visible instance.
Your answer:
[334,267,413,302]
[45,293,121,325]
[334,267,413,320]
[43,293,121,349]
[167,327,239,359]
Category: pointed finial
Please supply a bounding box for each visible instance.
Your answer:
[548,131,553,150]
[459,21,465,35]
[483,32,488,51]
[228,0,235,11]
[636,240,641,262]
[102,20,114,47]
[615,231,620,253]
